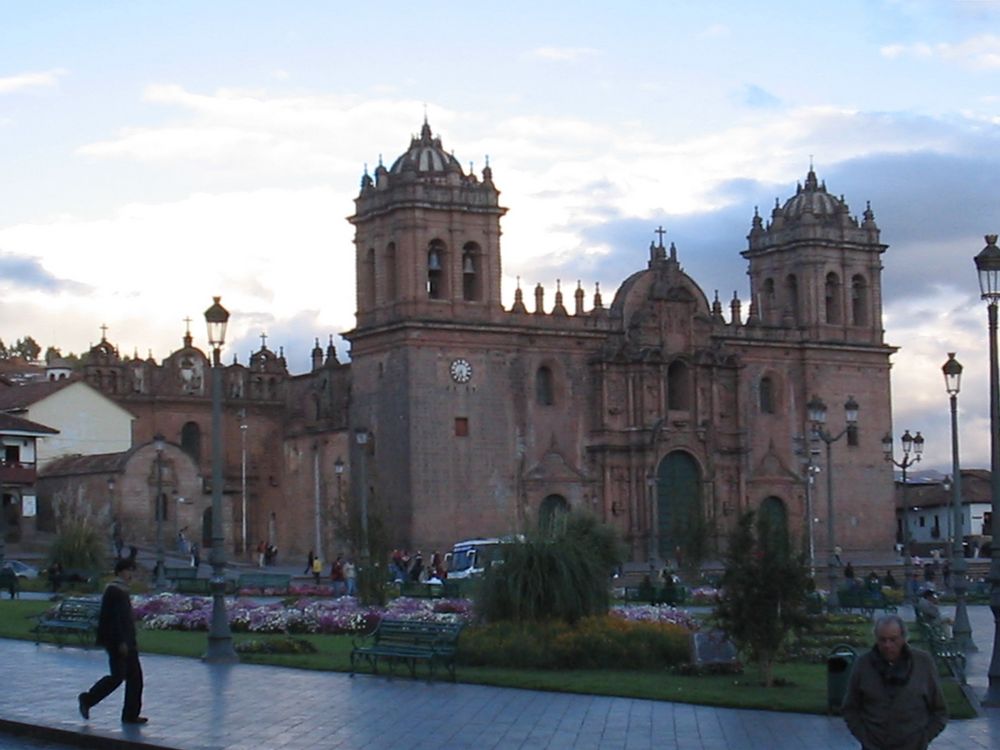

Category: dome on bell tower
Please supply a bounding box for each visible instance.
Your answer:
[389,120,464,176]
[780,168,849,221]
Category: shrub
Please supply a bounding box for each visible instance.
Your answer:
[48,486,109,571]
[235,637,317,655]
[457,615,690,670]
[476,511,623,624]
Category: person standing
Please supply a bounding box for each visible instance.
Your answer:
[78,559,147,724]
[343,558,357,596]
[311,555,323,585]
[842,614,946,749]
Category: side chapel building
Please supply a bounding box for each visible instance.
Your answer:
[51,122,897,565]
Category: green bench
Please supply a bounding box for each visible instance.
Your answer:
[624,584,688,606]
[164,566,198,581]
[399,581,462,599]
[833,587,897,616]
[237,572,291,594]
[350,619,464,681]
[33,596,101,646]
[0,567,19,599]
[915,612,966,682]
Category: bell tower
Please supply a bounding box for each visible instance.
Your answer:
[742,168,887,345]
[349,120,507,329]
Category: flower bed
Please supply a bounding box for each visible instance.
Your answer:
[132,594,474,635]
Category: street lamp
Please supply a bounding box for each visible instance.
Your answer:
[107,476,118,559]
[808,394,859,609]
[153,434,166,588]
[334,456,344,557]
[943,353,975,652]
[882,428,924,604]
[974,234,1000,704]
[239,412,247,557]
[203,296,236,663]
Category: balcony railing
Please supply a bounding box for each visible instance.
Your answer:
[0,461,37,485]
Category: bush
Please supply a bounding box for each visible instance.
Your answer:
[476,511,623,624]
[235,637,317,655]
[458,616,690,670]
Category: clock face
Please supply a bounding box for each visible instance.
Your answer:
[450,358,473,383]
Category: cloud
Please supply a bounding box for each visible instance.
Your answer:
[741,84,781,109]
[880,34,1000,69]
[0,69,67,94]
[698,24,730,39]
[0,253,88,292]
[528,46,600,62]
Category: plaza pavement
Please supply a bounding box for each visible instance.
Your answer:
[0,605,999,749]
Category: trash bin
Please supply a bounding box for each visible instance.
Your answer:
[827,643,857,714]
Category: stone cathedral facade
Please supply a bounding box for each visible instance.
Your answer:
[52,121,897,566]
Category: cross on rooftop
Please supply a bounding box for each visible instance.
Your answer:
[183,316,192,335]
[654,226,667,247]
[100,323,108,340]
[260,331,268,349]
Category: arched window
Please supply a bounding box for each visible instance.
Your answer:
[180,422,201,462]
[384,242,397,302]
[667,360,691,410]
[427,239,446,299]
[851,274,868,326]
[825,272,842,325]
[536,366,555,405]
[762,278,775,323]
[462,242,481,301]
[759,376,775,414]
[539,494,569,536]
[364,248,376,306]
[785,274,799,325]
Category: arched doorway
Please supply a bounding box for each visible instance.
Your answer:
[655,452,702,560]
[538,494,569,537]
[758,496,790,555]
[180,422,201,463]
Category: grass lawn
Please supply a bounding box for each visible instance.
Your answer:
[0,600,975,719]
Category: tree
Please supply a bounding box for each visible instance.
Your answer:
[13,336,41,362]
[477,511,624,624]
[712,510,810,687]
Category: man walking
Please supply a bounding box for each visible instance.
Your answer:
[78,559,147,724]
[842,614,946,749]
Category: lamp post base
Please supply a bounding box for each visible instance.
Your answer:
[202,574,238,664]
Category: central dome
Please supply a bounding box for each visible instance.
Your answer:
[389,121,464,175]
[780,168,848,220]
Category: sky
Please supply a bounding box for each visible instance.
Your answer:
[2,1,1000,471]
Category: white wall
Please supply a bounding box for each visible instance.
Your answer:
[25,382,134,464]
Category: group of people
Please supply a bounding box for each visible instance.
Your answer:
[389,549,447,583]
[256,541,279,567]
[303,551,357,596]
[842,564,899,591]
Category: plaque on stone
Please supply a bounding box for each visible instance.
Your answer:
[690,629,739,666]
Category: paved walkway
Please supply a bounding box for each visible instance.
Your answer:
[1,607,998,749]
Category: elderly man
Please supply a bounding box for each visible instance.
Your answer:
[842,614,947,749]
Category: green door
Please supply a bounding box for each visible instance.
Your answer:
[758,496,790,556]
[656,452,701,560]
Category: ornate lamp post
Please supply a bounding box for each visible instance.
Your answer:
[808,395,859,609]
[974,234,1000,704]
[882,429,924,604]
[153,433,166,588]
[334,456,344,558]
[239,412,248,557]
[107,476,117,559]
[203,296,237,663]
[943,353,975,651]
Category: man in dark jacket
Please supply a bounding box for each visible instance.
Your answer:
[78,559,146,724]
[842,614,946,749]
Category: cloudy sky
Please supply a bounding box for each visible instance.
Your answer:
[2,1,1000,470]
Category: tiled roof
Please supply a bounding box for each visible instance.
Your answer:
[0,379,75,410]
[39,451,130,477]
[0,412,59,435]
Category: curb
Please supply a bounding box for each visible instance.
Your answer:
[0,717,182,750]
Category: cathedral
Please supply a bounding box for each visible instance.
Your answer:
[46,121,897,566]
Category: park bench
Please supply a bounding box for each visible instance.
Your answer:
[915,612,966,683]
[624,584,688,606]
[350,618,464,681]
[833,587,896,617]
[398,581,462,598]
[0,567,19,599]
[164,566,197,582]
[33,596,101,646]
[238,572,291,594]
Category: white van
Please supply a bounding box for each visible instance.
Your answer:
[446,537,517,579]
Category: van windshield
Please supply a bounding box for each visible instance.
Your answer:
[448,550,475,573]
